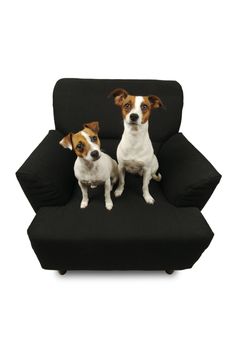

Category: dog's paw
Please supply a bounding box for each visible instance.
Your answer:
[105,201,113,210]
[114,187,124,197]
[80,200,89,209]
[143,194,155,204]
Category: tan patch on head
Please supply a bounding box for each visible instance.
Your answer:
[121,95,136,119]
[141,96,164,123]
[83,127,101,148]
[141,97,153,124]
[71,132,90,158]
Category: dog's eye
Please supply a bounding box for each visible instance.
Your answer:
[124,103,131,110]
[76,142,83,150]
[90,136,97,142]
[141,104,148,111]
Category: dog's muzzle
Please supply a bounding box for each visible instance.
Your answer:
[90,150,100,160]
[129,113,139,123]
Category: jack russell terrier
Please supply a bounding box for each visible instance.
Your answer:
[59,121,118,210]
[109,89,163,204]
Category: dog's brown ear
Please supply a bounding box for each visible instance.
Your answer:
[59,133,73,150]
[148,95,164,109]
[84,121,100,134]
[108,88,128,106]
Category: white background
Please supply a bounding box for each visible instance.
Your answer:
[1,1,232,349]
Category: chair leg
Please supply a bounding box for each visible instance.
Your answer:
[58,270,67,275]
[165,269,174,275]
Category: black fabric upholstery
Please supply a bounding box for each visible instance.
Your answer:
[28,176,214,270]
[16,78,221,271]
[16,130,76,211]
[158,133,222,209]
[53,78,183,142]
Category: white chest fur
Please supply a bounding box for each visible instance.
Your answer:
[117,122,154,173]
[74,152,112,186]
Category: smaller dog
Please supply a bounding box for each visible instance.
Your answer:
[59,121,118,210]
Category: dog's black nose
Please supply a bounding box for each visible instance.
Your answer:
[130,113,139,122]
[91,150,99,159]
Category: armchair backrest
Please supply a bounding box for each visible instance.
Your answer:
[53,78,183,142]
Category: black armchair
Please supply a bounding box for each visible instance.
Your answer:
[16,78,221,274]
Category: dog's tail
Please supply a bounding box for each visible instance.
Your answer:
[152,172,162,182]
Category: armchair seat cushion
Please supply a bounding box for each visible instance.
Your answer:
[28,173,214,271]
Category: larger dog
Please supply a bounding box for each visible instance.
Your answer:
[109,89,163,204]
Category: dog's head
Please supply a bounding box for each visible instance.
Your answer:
[59,121,101,161]
[109,88,164,126]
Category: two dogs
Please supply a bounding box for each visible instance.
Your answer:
[60,89,163,210]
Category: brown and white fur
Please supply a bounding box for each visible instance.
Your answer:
[59,121,118,210]
[109,89,163,204]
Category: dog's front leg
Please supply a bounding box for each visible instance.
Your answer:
[114,164,125,197]
[142,169,154,204]
[78,181,89,208]
[105,178,113,210]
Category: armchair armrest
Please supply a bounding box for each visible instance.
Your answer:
[16,130,76,212]
[158,133,221,209]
